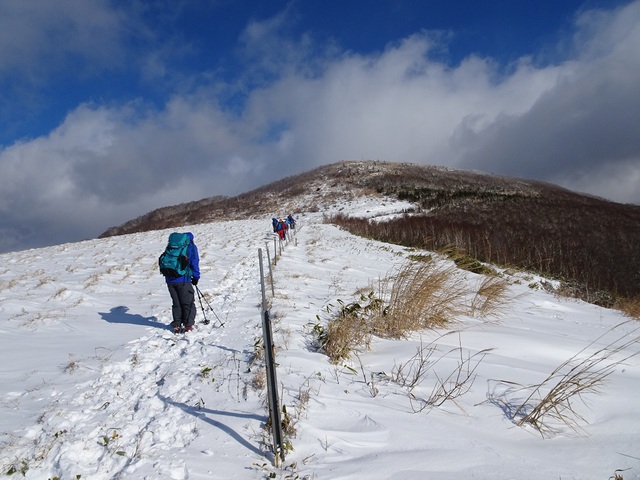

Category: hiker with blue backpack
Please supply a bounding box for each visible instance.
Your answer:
[158,232,200,333]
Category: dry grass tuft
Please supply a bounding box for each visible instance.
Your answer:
[615,296,640,320]
[323,306,371,363]
[490,322,640,437]
[375,258,468,338]
[319,258,476,362]
[251,369,266,391]
[470,275,511,319]
[315,256,511,363]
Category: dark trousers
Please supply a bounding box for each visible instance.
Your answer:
[167,282,196,327]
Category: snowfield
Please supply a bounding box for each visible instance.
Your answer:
[1,201,639,480]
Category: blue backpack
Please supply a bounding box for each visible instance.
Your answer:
[159,232,192,278]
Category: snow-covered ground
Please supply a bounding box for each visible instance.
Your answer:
[1,200,639,480]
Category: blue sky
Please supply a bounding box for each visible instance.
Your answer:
[1,0,639,252]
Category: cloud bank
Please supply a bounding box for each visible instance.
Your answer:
[1,1,639,252]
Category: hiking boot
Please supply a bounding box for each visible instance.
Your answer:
[184,325,193,333]
[172,325,182,334]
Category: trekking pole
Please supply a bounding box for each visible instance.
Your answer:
[196,286,220,326]
[195,286,210,325]
[195,285,224,327]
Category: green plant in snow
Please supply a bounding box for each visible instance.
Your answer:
[4,459,29,476]
[99,428,126,456]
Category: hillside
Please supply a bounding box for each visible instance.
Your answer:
[1,206,639,479]
[101,160,640,300]
[99,161,567,236]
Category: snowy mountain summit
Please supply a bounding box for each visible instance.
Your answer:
[1,167,639,479]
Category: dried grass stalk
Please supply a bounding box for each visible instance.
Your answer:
[497,322,640,437]
[615,296,640,319]
[375,259,468,338]
[323,314,370,363]
[470,275,510,318]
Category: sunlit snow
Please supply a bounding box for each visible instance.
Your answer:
[1,198,638,479]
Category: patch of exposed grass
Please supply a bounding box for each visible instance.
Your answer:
[374,258,468,338]
[615,296,640,320]
[470,275,511,319]
[322,298,374,362]
[314,257,502,362]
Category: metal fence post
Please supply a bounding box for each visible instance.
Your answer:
[265,243,275,297]
[273,237,277,265]
[258,248,285,465]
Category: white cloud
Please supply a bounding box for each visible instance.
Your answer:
[1,1,640,252]
[0,95,273,251]
[239,34,565,173]
[450,1,640,192]
[234,1,640,205]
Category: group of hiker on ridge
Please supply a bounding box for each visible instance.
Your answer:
[272,214,296,241]
[158,214,296,333]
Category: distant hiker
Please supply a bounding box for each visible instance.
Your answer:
[276,219,286,240]
[159,232,201,333]
[286,214,296,229]
[272,217,279,233]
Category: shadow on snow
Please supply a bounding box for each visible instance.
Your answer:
[157,393,267,457]
[99,305,164,329]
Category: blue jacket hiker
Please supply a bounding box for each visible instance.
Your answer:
[164,232,200,333]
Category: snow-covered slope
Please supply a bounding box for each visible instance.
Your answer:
[1,200,638,480]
